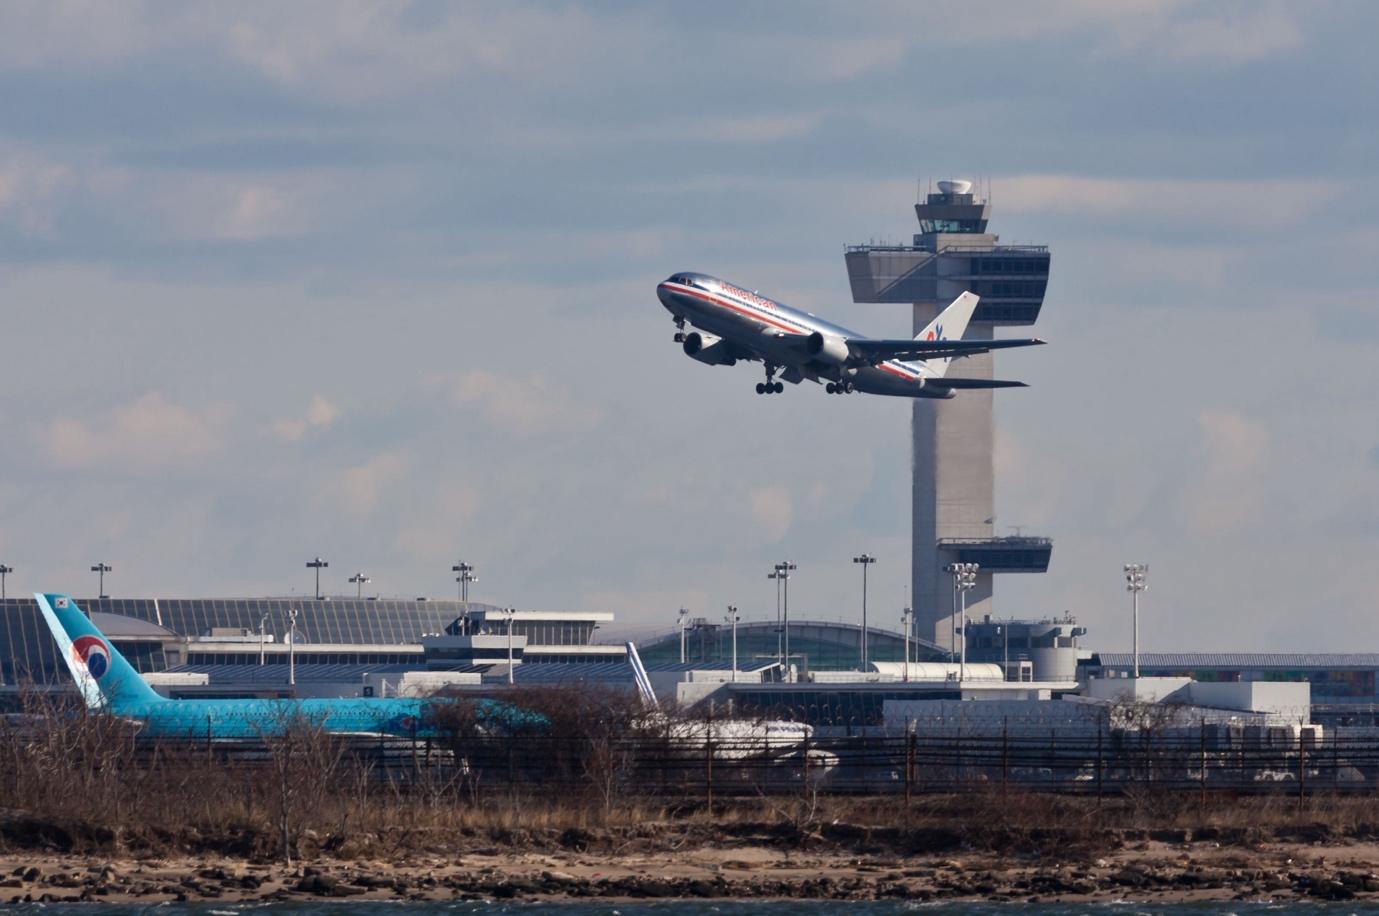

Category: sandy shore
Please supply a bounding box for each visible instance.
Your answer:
[6,837,1379,904]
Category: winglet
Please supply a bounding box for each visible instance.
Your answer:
[33,593,165,711]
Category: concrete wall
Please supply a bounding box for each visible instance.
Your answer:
[1083,677,1311,722]
[913,304,995,646]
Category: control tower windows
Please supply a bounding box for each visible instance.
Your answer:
[918,218,986,234]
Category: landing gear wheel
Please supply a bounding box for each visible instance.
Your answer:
[773,381,784,394]
[825,383,836,394]
[673,331,685,343]
[755,383,766,395]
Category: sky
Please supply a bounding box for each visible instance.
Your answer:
[1,0,1377,651]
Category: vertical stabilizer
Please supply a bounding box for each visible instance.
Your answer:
[910,291,980,378]
[34,593,165,710]
[625,641,659,711]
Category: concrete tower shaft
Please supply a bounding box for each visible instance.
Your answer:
[845,179,1052,648]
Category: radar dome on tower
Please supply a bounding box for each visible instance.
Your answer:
[936,179,973,195]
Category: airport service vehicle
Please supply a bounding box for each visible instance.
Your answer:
[656,273,1044,397]
[34,592,535,740]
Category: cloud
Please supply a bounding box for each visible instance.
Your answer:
[0,151,72,236]
[314,449,411,519]
[271,395,341,442]
[37,392,232,472]
[748,486,794,542]
[1178,409,1271,533]
[439,369,604,438]
[1098,5,1303,65]
[997,174,1343,232]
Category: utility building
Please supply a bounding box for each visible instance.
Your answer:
[845,179,1052,649]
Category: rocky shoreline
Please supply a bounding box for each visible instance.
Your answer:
[9,839,1379,904]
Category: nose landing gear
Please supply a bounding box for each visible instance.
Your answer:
[672,316,686,343]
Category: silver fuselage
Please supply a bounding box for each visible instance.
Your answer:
[656,272,932,396]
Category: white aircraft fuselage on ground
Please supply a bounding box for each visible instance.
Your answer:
[656,272,1044,398]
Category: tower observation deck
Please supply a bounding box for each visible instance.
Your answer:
[844,179,1053,650]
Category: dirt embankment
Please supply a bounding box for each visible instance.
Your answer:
[8,805,1379,903]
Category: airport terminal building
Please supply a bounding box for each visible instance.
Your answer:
[0,596,621,691]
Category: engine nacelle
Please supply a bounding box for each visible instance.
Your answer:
[806,331,850,365]
[682,331,736,366]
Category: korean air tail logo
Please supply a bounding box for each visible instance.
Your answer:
[72,635,111,679]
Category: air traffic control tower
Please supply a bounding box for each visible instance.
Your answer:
[844,179,1052,650]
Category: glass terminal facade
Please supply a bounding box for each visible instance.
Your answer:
[0,597,612,687]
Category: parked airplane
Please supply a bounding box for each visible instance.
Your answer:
[656,273,1044,397]
[34,592,538,740]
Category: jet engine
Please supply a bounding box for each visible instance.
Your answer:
[806,332,849,365]
[682,331,736,366]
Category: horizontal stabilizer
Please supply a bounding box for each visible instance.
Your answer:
[926,378,1028,390]
[850,337,1045,363]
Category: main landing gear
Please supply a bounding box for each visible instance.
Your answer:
[755,366,784,395]
[825,381,855,394]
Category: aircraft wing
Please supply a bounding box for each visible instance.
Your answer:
[845,337,1046,364]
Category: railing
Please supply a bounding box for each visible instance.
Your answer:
[844,243,1050,254]
[938,536,1054,549]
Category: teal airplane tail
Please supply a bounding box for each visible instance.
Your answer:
[35,592,166,711]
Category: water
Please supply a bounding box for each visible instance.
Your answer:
[1,904,1376,915]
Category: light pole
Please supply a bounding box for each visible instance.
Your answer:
[725,605,740,683]
[945,562,978,682]
[306,557,328,600]
[90,563,112,599]
[258,612,270,666]
[1125,563,1148,678]
[677,607,690,664]
[900,606,912,682]
[348,573,371,599]
[0,564,11,600]
[774,561,796,681]
[767,568,785,668]
[287,608,299,688]
[853,554,877,671]
[504,607,517,684]
[452,562,477,602]
[947,568,958,661]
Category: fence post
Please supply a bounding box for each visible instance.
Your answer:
[904,728,915,800]
[1095,715,1104,806]
[1001,716,1009,792]
[1199,717,1207,806]
[705,732,714,809]
[1333,728,1340,788]
[905,730,915,804]
[1297,727,1306,809]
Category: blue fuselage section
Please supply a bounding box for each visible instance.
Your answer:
[115,696,524,740]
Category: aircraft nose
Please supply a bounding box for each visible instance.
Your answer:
[657,281,676,310]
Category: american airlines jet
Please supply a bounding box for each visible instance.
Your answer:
[656,273,1044,397]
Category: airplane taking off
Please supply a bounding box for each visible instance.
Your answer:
[656,273,1045,398]
[34,592,538,740]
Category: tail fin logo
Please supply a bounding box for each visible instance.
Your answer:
[72,635,111,679]
[925,323,944,342]
[55,597,69,609]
